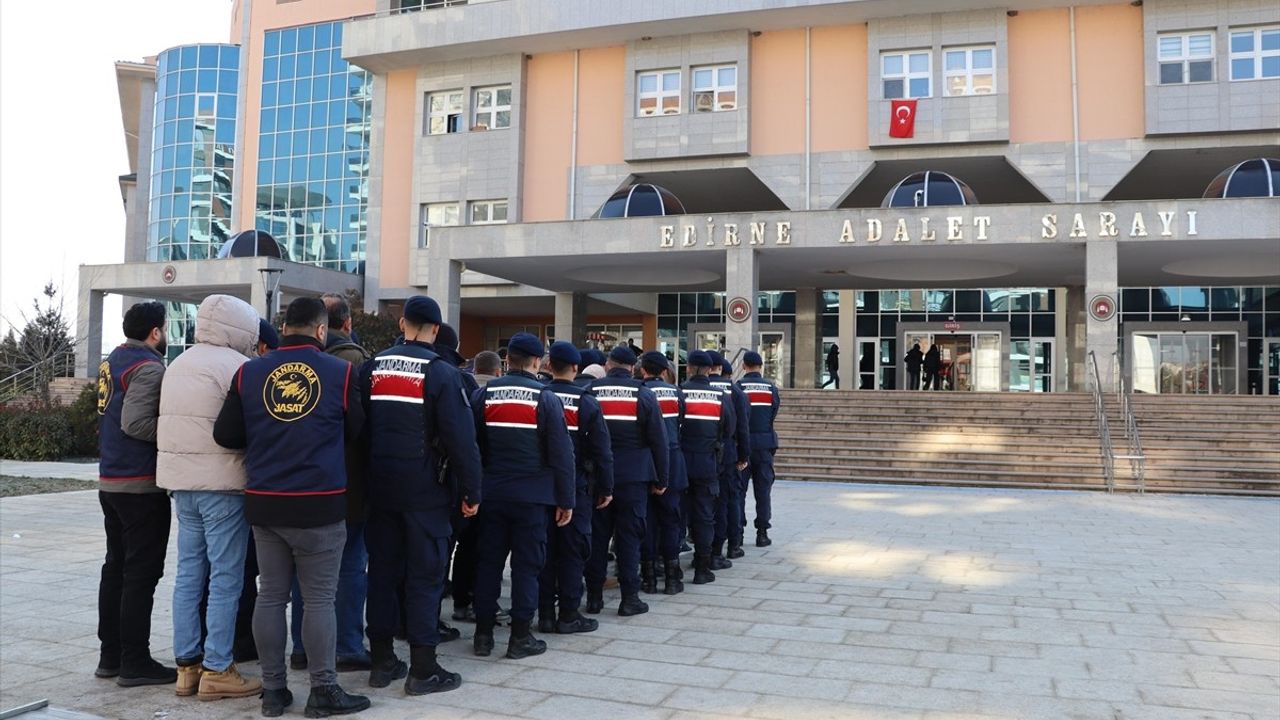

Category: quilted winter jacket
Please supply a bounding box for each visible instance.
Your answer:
[156,294,260,492]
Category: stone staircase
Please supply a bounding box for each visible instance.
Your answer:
[773,389,1280,496]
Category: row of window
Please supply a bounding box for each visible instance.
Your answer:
[426,85,512,134]
[418,199,509,246]
[1158,26,1279,84]
[636,64,738,116]
[880,46,995,99]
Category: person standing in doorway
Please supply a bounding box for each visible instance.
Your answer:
[923,345,942,391]
[821,345,840,389]
[904,343,924,391]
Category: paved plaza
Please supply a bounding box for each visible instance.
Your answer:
[1,480,1277,720]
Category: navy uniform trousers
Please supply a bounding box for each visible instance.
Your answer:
[685,470,718,555]
[474,500,548,624]
[748,447,777,530]
[365,509,449,648]
[642,449,685,563]
[713,444,742,549]
[538,487,593,615]
[585,482,648,596]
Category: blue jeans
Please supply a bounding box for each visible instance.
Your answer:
[291,521,368,659]
[172,491,249,671]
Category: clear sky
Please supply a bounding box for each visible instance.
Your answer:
[0,0,232,345]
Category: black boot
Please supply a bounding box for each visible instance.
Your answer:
[473,620,495,657]
[640,560,658,594]
[505,620,547,659]
[727,543,745,559]
[756,529,772,547]
[618,593,649,616]
[585,586,604,615]
[556,609,599,634]
[710,543,733,570]
[261,687,293,717]
[437,621,461,643]
[303,684,371,718]
[692,553,716,584]
[368,638,407,689]
[116,658,177,687]
[663,559,684,595]
[537,606,558,634]
[405,645,461,695]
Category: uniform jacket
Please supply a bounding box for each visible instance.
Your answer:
[98,339,166,493]
[678,375,729,484]
[590,368,669,488]
[737,371,781,450]
[643,376,687,492]
[547,378,615,497]
[156,295,258,493]
[472,370,575,508]
[709,374,751,464]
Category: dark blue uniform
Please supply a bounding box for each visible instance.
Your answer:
[679,375,728,558]
[540,380,614,619]
[739,373,781,532]
[641,378,686,565]
[709,375,750,552]
[471,371,575,627]
[361,341,482,650]
[585,369,669,599]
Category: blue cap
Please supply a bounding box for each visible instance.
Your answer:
[580,348,606,367]
[640,350,669,368]
[742,351,763,366]
[549,341,581,366]
[435,323,459,351]
[507,332,544,358]
[404,295,442,325]
[687,350,714,368]
[609,344,637,366]
[721,359,734,375]
[707,350,725,368]
[258,318,279,350]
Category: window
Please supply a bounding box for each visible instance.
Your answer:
[427,90,464,134]
[472,85,511,130]
[882,51,931,99]
[1158,32,1214,84]
[692,64,737,112]
[943,46,995,96]
[418,202,459,247]
[637,69,681,116]
[469,199,508,225]
[1229,26,1280,80]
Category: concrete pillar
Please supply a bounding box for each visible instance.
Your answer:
[1065,286,1086,392]
[837,290,856,390]
[554,292,588,346]
[429,258,463,329]
[723,248,758,359]
[1085,239,1119,391]
[76,281,105,379]
[793,288,823,389]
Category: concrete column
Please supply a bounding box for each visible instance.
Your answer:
[723,248,758,359]
[793,288,823,389]
[76,281,104,378]
[361,73,389,314]
[554,292,588,346]
[1085,238,1119,391]
[429,259,463,329]
[837,289,856,390]
[1065,286,1086,391]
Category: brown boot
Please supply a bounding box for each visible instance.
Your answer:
[197,663,263,701]
[175,664,201,697]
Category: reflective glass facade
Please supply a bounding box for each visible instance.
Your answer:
[255,21,372,273]
[147,44,239,262]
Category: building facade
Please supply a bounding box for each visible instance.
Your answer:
[81,0,1280,395]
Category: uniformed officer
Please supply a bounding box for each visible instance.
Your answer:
[360,296,482,696]
[737,351,782,547]
[584,345,669,616]
[538,342,615,634]
[678,351,729,584]
[471,333,575,659]
[707,351,750,567]
[574,349,606,387]
[638,351,687,595]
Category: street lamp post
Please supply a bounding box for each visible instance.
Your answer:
[258,267,284,319]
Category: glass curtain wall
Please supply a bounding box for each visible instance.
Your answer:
[255,21,372,273]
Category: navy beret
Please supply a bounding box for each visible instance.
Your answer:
[507,332,544,358]
[609,344,637,366]
[581,348,606,367]
[549,341,581,366]
[742,351,763,366]
[258,318,279,349]
[706,350,725,367]
[640,350,669,368]
[721,358,734,375]
[404,295,442,325]
[687,350,713,368]
[435,323,459,351]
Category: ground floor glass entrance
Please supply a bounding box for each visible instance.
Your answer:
[1130,332,1239,395]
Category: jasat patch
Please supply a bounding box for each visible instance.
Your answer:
[96,361,112,415]
[263,361,322,422]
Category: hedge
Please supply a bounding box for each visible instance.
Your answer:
[0,384,99,461]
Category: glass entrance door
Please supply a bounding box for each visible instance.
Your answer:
[1130,332,1239,394]
[858,340,877,389]
[1266,339,1280,395]
[687,324,791,386]
[757,330,786,387]
[1011,339,1054,392]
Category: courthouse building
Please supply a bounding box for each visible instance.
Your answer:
[81,0,1280,395]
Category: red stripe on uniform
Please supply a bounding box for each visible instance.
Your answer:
[562,408,579,430]
[486,402,538,425]
[746,391,773,404]
[370,373,423,400]
[684,400,721,419]
[598,399,639,419]
[657,398,680,414]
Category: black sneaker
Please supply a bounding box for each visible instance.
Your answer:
[290,653,308,670]
[303,684,371,718]
[618,594,649,617]
[451,606,476,623]
[94,664,119,679]
[437,621,461,643]
[335,654,372,673]
[556,614,599,634]
[261,687,293,718]
[727,545,745,560]
[473,632,494,657]
[116,658,177,687]
[405,668,461,695]
[505,633,547,659]
[367,658,407,689]
[710,555,733,570]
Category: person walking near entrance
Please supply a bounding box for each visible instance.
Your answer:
[737,352,781,548]
[471,333,575,659]
[821,345,840,389]
[95,301,175,687]
[679,351,729,584]
[708,352,750,563]
[539,342,615,633]
[923,345,942,390]
[639,351,687,595]
[157,295,262,701]
[904,343,924,391]
[213,297,370,718]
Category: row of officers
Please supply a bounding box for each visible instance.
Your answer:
[94,293,780,718]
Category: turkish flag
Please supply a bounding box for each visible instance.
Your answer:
[889,99,917,138]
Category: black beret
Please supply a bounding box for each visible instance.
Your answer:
[609,344,638,366]
[640,350,669,368]
[404,295,442,325]
[258,318,279,350]
[549,341,581,366]
[508,332,544,358]
[580,348,606,367]
[742,351,763,366]
[721,358,734,375]
[435,323,459,351]
[706,350,725,367]
[687,350,713,367]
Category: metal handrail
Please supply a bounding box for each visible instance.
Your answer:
[1113,352,1147,494]
[0,351,76,404]
[1086,351,1116,492]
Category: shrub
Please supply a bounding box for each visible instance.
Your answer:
[0,407,76,460]
[67,383,100,457]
